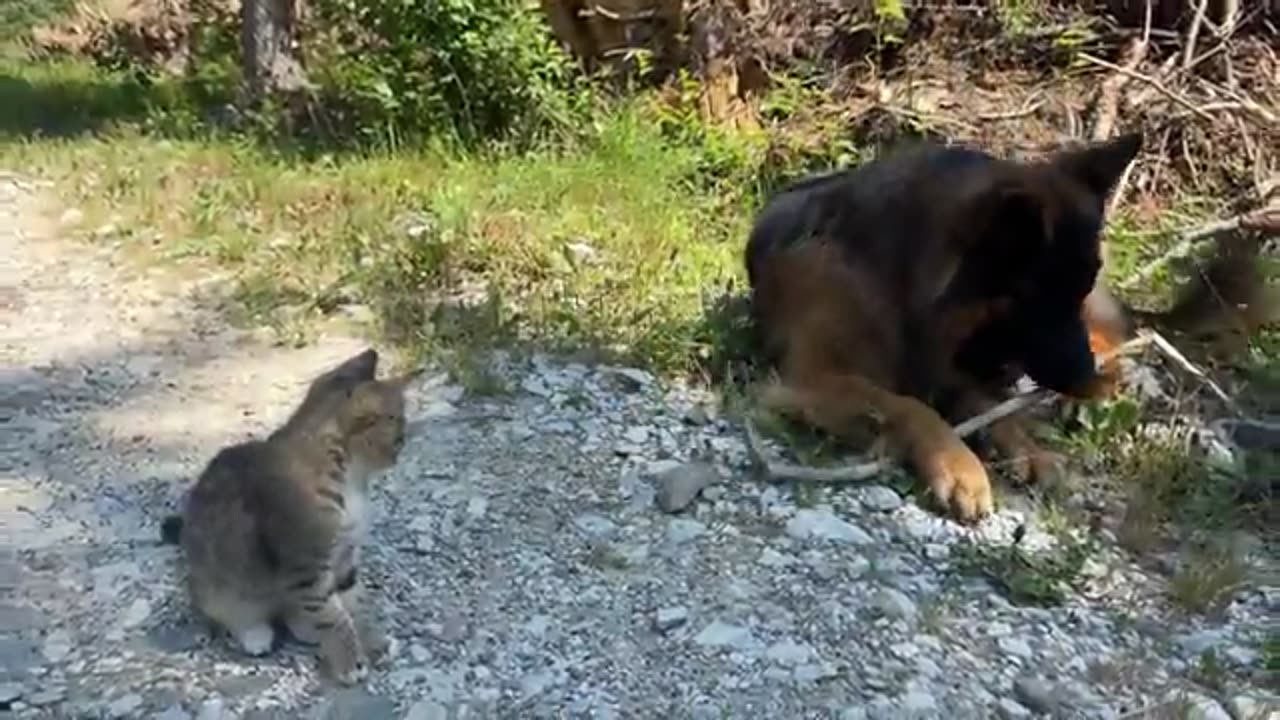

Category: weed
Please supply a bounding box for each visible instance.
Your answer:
[1190,647,1229,693]
[1168,541,1250,617]
[953,525,1097,606]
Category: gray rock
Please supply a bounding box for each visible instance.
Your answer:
[654,606,689,633]
[1013,676,1059,715]
[107,693,144,717]
[785,508,873,544]
[622,425,651,445]
[27,687,66,707]
[1222,644,1260,668]
[404,700,450,720]
[996,698,1031,719]
[0,367,48,408]
[609,367,652,392]
[1169,693,1232,720]
[147,621,203,653]
[666,518,707,545]
[0,682,22,706]
[759,548,792,568]
[860,485,904,512]
[154,705,193,720]
[41,629,72,663]
[195,698,227,720]
[793,662,838,684]
[573,513,618,540]
[683,404,711,425]
[655,461,719,513]
[1228,691,1280,717]
[0,602,45,633]
[871,587,918,621]
[693,620,756,650]
[899,690,937,714]
[997,637,1034,660]
[314,689,397,720]
[1229,694,1279,720]
[766,639,816,666]
[1178,629,1227,656]
[520,669,556,699]
[120,597,152,629]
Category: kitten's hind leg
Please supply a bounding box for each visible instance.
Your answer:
[284,592,367,685]
[335,567,393,664]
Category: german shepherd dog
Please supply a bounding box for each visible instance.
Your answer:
[746,133,1142,522]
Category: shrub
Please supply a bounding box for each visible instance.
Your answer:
[306,0,591,148]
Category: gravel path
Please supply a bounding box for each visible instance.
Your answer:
[1,173,1276,720]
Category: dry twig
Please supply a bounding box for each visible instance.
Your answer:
[1077,53,1217,123]
[1091,0,1152,144]
[744,336,1155,485]
[1117,206,1280,291]
[1148,330,1243,414]
[1182,0,1212,71]
[1088,1,1148,219]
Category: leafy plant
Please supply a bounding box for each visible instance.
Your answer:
[954,525,1098,606]
[306,0,590,148]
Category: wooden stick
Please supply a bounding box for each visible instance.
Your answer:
[1076,53,1217,123]
[1091,1,1151,144]
[1147,330,1242,415]
[1182,0,1212,71]
[1117,206,1280,291]
[745,336,1154,484]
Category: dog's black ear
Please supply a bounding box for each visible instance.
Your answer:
[1051,132,1143,202]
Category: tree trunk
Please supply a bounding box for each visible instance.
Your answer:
[240,0,306,108]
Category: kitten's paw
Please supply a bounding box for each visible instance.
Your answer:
[364,631,395,666]
[321,633,369,686]
[233,624,276,657]
[328,654,369,686]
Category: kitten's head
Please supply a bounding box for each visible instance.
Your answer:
[287,348,380,428]
[342,368,423,470]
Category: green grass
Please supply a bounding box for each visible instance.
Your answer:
[0,58,770,376]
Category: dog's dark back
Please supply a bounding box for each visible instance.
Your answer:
[746,134,1140,399]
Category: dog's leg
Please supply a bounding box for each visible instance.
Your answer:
[951,386,1064,487]
[763,373,994,522]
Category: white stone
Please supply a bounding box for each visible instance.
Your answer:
[693,621,756,650]
[785,508,873,544]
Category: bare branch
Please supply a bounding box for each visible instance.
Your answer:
[744,336,1155,485]
[1182,0,1212,71]
[1076,53,1217,123]
[1148,331,1243,415]
[1117,206,1280,291]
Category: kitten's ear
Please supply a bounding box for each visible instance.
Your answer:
[329,348,379,383]
[1050,132,1142,202]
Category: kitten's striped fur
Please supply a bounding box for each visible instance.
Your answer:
[160,348,420,684]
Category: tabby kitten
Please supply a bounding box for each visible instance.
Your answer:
[160,348,420,684]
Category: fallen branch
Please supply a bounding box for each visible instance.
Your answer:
[1076,53,1217,123]
[1117,206,1280,291]
[1088,2,1147,223]
[978,94,1047,122]
[1091,2,1151,144]
[744,336,1155,484]
[1182,0,1212,71]
[1148,330,1242,415]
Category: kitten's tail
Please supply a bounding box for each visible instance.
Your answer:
[160,514,184,545]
